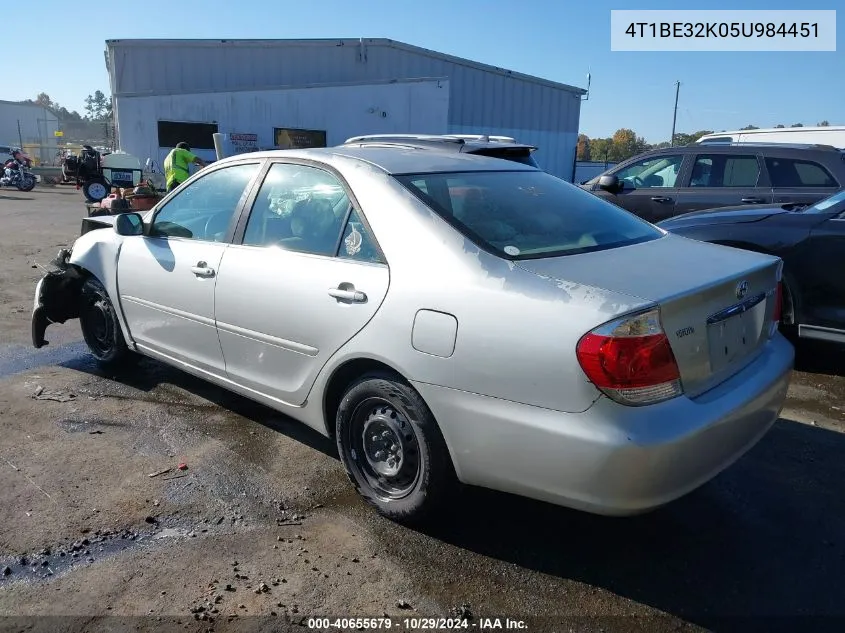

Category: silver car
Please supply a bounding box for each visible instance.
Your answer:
[31,147,794,524]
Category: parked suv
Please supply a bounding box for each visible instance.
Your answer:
[580,143,845,223]
[341,134,541,168]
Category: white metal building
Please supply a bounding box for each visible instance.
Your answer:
[0,100,59,163]
[105,38,586,180]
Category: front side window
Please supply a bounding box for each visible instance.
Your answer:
[242,162,352,257]
[396,170,663,260]
[150,163,261,241]
[614,155,683,189]
[689,154,759,187]
[765,157,838,188]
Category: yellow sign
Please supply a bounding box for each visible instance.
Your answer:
[54,130,64,137]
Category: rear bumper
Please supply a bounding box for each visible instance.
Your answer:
[414,333,794,516]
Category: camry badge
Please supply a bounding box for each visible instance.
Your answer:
[736,280,749,300]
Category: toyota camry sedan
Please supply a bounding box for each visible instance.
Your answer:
[31,145,794,524]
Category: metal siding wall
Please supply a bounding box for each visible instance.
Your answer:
[109,41,581,178]
[116,80,450,167]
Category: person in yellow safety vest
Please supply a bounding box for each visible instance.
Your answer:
[163,142,208,193]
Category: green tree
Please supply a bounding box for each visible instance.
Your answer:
[576,134,591,161]
[791,123,804,127]
[740,124,759,130]
[818,120,830,127]
[775,124,786,128]
[84,90,111,121]
[590,138,611,163]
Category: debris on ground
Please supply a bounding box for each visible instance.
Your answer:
[3,566,11,576]
[396,600,412,610]
[450,604,474,621]
[31,387,76,402]
[148,468,171,478]
[177,463,188,471]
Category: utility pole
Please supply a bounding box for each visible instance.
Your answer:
[670,81,681,146]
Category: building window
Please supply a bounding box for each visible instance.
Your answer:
[273,127,327,149]
[157,121,219,150]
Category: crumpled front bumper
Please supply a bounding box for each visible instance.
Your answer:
[31,250,84,348]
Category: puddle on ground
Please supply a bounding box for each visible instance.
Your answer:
[0,519,219,588]
[0,342,88,379]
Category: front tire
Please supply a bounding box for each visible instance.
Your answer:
[82,178,109,203]
[336,372,456,525]
[17,174,36,191]
[79,278,136,369]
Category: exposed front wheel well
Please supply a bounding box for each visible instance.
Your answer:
[323,358,405,438]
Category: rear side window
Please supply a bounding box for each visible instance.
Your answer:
[765,157,838,188]
[690,154,759,187]
[395,170,663,260]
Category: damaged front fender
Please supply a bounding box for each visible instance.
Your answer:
[31,249,86,348]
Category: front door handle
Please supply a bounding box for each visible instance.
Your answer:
[650,196,673,203]
[190,261,215,278]
[741,197,765,204]
[329,287,367,303]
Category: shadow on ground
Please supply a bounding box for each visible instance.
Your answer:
[53,348,845,632]
[60,352,337,458]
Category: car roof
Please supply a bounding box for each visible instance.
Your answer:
[215,145,540,175]
[341,134,538,153]
[644,142,842,154]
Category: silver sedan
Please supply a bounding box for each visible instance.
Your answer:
[32,146,794,524]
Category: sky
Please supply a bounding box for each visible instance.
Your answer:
[8,0,843,143]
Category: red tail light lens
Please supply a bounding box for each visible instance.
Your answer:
[773,282,783,323]
[576,308,682,406]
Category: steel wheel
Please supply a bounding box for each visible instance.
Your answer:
[347,398,421,500]
[79,278,136,369]
[336,372,457,524]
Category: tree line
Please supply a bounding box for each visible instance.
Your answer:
[578,121,834,164]
[18,92,113,144]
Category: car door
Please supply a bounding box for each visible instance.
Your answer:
[765,155,841,207]
[672,151,772,213]
[795,209,845,333]
[213,160,390,406]
[594,153,685,222]
[117,161,264,375]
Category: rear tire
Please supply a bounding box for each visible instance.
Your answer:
[336,371,456,525]
[79,277,136,370]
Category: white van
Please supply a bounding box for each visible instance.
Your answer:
[697,126,845,149]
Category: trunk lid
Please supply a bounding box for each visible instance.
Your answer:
[516,233,781,397]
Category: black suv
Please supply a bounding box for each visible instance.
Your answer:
[579,143,845,223]
[341,134,540,168]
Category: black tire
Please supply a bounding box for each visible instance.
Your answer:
[17,174,35,192]
[79,277,136,369]
[336,371,456,525]
[82,178,109,203]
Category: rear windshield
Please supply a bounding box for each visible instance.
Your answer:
[395,170,663,260]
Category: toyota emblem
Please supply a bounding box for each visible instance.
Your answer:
[736,280,749,300]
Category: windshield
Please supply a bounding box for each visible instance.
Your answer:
[395,170,663,260]
[805,188,845,214]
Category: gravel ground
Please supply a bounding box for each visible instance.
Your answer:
[1,187,845,633]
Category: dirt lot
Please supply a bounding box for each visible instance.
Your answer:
[2,187,845,633]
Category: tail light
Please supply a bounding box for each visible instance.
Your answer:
[769,282,783,338]
[576,307,682,406]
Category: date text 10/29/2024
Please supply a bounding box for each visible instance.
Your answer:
[307,617,528,630]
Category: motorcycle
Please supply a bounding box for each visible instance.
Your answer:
[0,151,36,192]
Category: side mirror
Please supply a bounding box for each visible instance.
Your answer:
[598,174,621,193]
[114,212,144,236]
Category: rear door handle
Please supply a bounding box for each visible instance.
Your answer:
[329,287,367,303]
[741,197,765,204]
[650,196,673,203]
[190,261,215,278]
